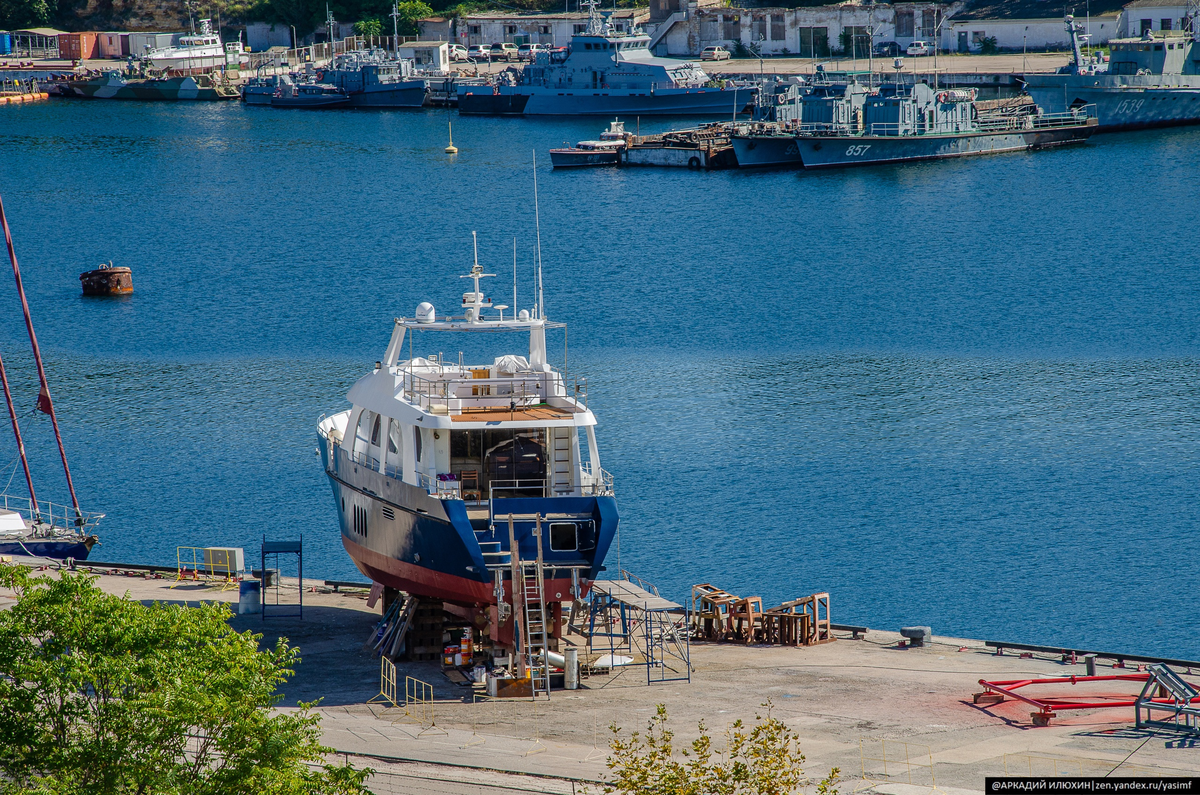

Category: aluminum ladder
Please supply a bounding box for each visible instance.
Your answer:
[504,513,551,699]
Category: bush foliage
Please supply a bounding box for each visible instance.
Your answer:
[0,565,371,795]
[604,702,840,795]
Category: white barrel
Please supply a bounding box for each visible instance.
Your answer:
[565,648,579,690]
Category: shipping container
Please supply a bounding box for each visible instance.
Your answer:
[57,32,100,60]
[0,33,12,55]
[128,32,180,54]
[98,32,130,58]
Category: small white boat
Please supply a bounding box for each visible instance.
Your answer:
[144,19,248,72]
[550,119,630,168]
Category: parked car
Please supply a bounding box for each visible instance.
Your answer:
[467,44,490,61]
[517,42,548,61]
[874,41,902,56]
[449,44,468,62]
[701,45,731,61]
[906,40,931,56]
[490,42,520,61]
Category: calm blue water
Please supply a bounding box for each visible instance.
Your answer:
[1,100,1198,658]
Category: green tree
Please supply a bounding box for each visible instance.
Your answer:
[604,703,839,795]
[0,0,54,29]
[392,0,432,35]
[353,17,382,35]
[0,565,372,795]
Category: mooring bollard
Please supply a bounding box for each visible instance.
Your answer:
[1085,654,1097,677]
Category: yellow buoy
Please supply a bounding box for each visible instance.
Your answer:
[445,121,458,154]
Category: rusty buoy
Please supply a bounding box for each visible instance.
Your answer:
[79,261,132,296]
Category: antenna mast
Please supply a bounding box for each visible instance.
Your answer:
[532,150,544,320]
[513,237,518,313]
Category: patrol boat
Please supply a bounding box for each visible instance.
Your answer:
[458,0,749,116]
[1023,15,1200,130]
[66,70,239,100]
[317,49,427,108]
[732,81,1096,168]
[316,245,617,608]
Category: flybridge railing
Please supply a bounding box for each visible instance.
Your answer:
[400,369,588,412]
[0,493,103,534]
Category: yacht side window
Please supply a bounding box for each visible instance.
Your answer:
[370,414,382,446]
[414,426,423,462]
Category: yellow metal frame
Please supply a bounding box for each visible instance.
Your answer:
[401,676,447,736]
[367,657,400,709]
[172,547,239,591]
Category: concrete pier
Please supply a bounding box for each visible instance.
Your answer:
[3,561,1197,794]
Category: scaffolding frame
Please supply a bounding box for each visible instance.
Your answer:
[581,571,691,685]
[261,536,302,620]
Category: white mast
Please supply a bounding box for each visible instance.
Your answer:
[532,150,544,320]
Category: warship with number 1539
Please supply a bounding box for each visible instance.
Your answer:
[1023,14,1200,130]
[317,239,617,609]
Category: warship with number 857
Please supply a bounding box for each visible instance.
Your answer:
[317,240,617,610]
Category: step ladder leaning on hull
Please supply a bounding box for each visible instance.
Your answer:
[506,513,552,699]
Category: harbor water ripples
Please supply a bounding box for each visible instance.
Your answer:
[1,100,1198,656]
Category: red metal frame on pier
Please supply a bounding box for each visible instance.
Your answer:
[976,673,1200,726]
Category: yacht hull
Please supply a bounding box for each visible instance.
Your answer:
[458,85,749,116]
[320,435,617,606]
[0,537,95,559]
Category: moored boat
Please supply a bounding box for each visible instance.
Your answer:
[732,81,1097,169]
[66,70,238,101]
[458,0,751,117]
[549,120,630,167]
[270,76,351,108]
[1023,15,1200,131]
[317,49,427,108]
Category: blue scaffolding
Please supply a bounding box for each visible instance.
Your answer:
[581,572,691,685]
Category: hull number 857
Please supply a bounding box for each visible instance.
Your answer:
[845,144,872,156]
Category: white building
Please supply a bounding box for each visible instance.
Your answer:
[650,0,946,58]
[945,0,1125,51]
[947,15,1119,51]
[420,10,648,47]
[1116,0,1193,36]
[398,40,450,71]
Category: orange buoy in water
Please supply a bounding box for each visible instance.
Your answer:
[79,261,133,296]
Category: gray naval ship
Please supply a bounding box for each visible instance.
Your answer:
[1024,15,1200,130]
[458,0,751,116]
[733,79,1096,168]
[317,49,427,108]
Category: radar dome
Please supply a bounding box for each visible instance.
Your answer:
[518,309,530,321]
[415,302,436,324]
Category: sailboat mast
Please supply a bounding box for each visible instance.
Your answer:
[0,352,37,513]
[0,194,82,524]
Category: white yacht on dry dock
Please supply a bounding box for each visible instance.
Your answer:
[316,239,617,612]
